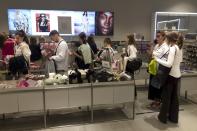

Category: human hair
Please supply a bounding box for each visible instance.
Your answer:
[104,37,112,46]
[87,35,95,44]
[157,31,166,37]
[166,32,178,45]
[127,34,136,46]
[177,34,184,49]
[38,36,46,43]
[79,32,87,44]
[156,31,166,41]
[49,30,59,37]
[15,30,29,44]
[2,32,8,39]
[30,37,37,45]
[0,33,6,49]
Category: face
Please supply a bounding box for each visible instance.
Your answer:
[50,34,59,42]
[156,33,164,44]
[15,35,23,44]
[98,12,113,35]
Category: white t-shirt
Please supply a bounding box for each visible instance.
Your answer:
[15,42,31,62]
[156,45,182,78]
[78,43,92,64]
[51,39,69,71]
[127,45,137,60]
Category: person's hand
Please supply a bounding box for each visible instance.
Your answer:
[48,57,53,61]
[96,57,101,61]
[121,53,126,58]
[72,51,77,56]
[68,51,73,56]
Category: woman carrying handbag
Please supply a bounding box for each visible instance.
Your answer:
[148,31,169,108]
[154,32,183,124]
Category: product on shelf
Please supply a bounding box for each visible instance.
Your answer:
[44,74,68,85]
[25,74,45,80]
[183,41,197,70]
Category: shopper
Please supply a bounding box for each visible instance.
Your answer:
[97,37,114,65]
[148,31,169,108]
[49,30,69,74]
[122,34,138,72]
[29,37,42,62]
[87,34,98,55]
[9,30,31,77]
[0,33,15,61]
[156,32,183,124]
[73,32,92,69]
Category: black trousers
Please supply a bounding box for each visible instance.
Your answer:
[9,56,28,76]
[148,74,163,101]
[158,75,180,123]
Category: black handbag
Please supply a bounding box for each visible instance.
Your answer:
[126,58,142,74]
[150,48,171,89]
[151,64,171,89]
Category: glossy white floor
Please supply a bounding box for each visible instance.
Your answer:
[40,93,197,131]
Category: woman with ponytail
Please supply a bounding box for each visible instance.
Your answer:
[9,30,31,78]
[73,32,92,69]
[154,32,183,124]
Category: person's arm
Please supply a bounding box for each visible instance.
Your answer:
[73,51,83,59]
[50,42,67,62]
[155,46,176,68]
[21,44,31,60]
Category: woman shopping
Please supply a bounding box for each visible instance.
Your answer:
[155,32,183,124]
[122,34,137,72]
[148,31,169,108]
[97,37,115,66]
[73,32,92,69]
[8,30,31,79]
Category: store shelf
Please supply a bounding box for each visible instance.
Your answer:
[156,29,188,31]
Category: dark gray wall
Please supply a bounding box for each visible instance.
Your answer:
[1,0,197,42]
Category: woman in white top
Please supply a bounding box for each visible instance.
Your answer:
[148,31,169,108]
[155,32,183,124]
[9,30,31,77]
[123,34,137,72]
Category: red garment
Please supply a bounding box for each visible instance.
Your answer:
[2,38,15,60]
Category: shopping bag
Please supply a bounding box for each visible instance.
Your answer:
[148,59,158,75]
[45,60,56,75]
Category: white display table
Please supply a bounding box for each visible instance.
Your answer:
[180,72,197,102]
[0,81,135,127]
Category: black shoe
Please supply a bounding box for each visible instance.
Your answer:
[158,115,167,124]
[168,117,178,124]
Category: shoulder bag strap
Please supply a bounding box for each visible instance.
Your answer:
[160,48,170,59]
[55,40,64,54]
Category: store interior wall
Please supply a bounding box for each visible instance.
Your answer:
[1,0,197,47]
